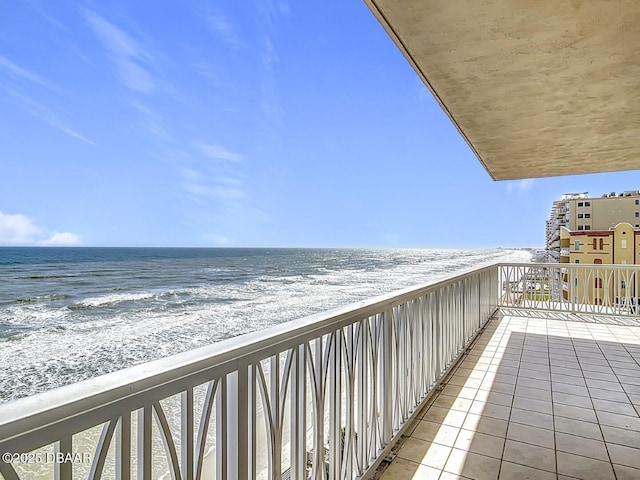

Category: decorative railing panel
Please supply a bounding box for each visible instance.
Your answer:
[0,265,498,480]
[499,263,640,316]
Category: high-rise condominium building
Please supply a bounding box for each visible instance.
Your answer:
[546,191,640,262]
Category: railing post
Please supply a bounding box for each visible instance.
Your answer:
[55,436,72,480]
[181,389,194,480]
[381,306,393,446]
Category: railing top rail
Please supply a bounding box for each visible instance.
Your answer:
[0,262,497,450]
[498,262,640,270]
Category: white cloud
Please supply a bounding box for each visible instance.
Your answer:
[85,10,156,94]
[0,210,81,246]
[0,55,54,90]
[197,144,244,163]
[39,232,82,246]
[204,10,244,49]
[0,211,42,244]
[506,178,534,193]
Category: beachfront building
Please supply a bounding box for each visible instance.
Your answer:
[547,191,640,262]
[558,222,640,307]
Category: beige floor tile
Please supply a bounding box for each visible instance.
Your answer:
[512,396,553,415]
[432,395,473,412]
[551,366,583,378]
[519,361,551,373]
[404,418,423,436]
[412,421,460,447]
[613,463,640,480]
[552,391,593,409]
[378,457,442,480]
[462,413,508,438]
[468,400,511,420]
[454,428,505,459]
[601,424,640,448]
[553,382,590,397]
[479,380,515,395]
[596,411,640,430]
[554,416,602,440]
[441,384,464,397]
[553,403,597,423]
[607,444,640,470]
[556,451,616,480]
[592,398,638,417]
[551,373,587,387]
[423,405,451,424]
[443,449,500,479]
[515,376,551,391]
[509,408,554,430]
[397,437,452,470]
[618,374,640,386]
[498,461,556,480]
[506,423,554,449]
[492,373,518,385]
[514,385,552,402]
[581,370,617,382]
[439,471,473,480]
[502,439,555,473]
[586,387,629,402]
[555,432,609,461]
[518,368,551,381]
[585,378,625,392]
[474,390,513,407]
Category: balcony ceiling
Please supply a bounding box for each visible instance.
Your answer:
[364,0,640,180]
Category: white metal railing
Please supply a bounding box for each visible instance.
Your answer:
[499,263,640,316]
[0,264,499,480]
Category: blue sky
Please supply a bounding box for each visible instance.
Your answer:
[1,1,639,248]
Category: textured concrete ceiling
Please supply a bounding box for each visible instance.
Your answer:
[365,0,640,180]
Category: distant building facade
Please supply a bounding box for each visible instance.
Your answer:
[547,191,640,262]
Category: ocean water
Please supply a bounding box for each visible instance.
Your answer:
[0,247,531,403]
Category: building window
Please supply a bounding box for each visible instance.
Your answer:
[578,225,584,230]
[600,238,604,250]
[575,241,580,250]
[575,278,579,287]
[595,278,603,289]
[621,280,626,289]
[578,202,584,207]
[585,226,591,230]
[578,214,584,218]
[575,259,580,264]
[585,213,591,218]
[585,201,591,206]
[622,239,628,249]
[636,199,639,205]
[636,212,639,217]
[594,258,603,264]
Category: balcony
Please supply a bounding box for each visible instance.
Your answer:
[1,264,639,479]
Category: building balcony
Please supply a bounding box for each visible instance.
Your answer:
[1,264,639,479]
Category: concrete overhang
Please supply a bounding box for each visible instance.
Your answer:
[364,1,640,180]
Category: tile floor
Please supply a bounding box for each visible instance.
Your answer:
[374,309,640,479]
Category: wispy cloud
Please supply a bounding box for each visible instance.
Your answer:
[84,10,156,94]
[0,210,81,246]
[178,143,251,225]
[0,55,55,90]
[506,178,535,193]
[197,143,244,163]
[252,0,290,138]
[1,85,96,145]
[203,9,244,49]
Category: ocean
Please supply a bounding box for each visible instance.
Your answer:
[0,247,531,403]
